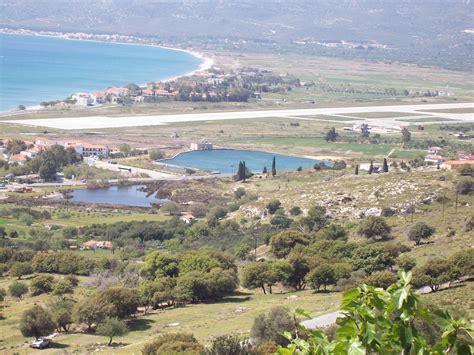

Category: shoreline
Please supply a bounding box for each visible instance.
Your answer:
[0,28,214,113]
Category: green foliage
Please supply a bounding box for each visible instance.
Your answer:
[325,127,339,142]
[234,187,246,199]
[32,251,97,275]
[408,222,436,245]
[300,206,328,232]
[251,307,295,346]
[364,271,398,289]
[74,296,115,331]
[52,279,74,296]
[8,281,28,299]
[306,263,338,291]
[48,297,74,332]
[352,244,396,274]
[456,178,473,195]
[241,261,290,294]
[9,261,33,279]
[270,230,310,258]
[320,223,347,241]
[97,317,128,345]
[149,149,165,160]
[270,214,293,228]
[357,216,391,241]
[142,333,203,355]
[266,200,282,215]
[448,249,474,277]
[289,206,302,216]
[96,288,139,319]
[397,254,417,272]
[278,272,474,354]
[412,258,461,292]
[19,305,56,339]
[205,334,253,355]
[30,275,55,296]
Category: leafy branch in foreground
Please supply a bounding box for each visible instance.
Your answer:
[278,272,473,354]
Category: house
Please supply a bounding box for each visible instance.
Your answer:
[82,240,113,250]
[428,146,443,155]
[90,92,106,105]
[9,153,28,165]
[180,214,195,224]
[72,93,93,107]
[424,154,444,164]
[190,141,213,150]
[441,160,474,170]
[20,146,42,158]
[75,143,110,157]
[459,154,474,161]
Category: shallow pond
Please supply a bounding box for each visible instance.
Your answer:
[70,185,165,207]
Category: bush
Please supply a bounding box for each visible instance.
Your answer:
[149,149,165,160]
[321,223,347,241]
[270,214,292,229]
[251,307,295,346]
[30,275,55,296]
[407,222,435,245]
[205,334,253,355]
[142,333,203,355]
[289,206,302,216]
[397,255,417,272]
[10,261,33,279]
[161,201,181,216]
[266,200,282,215]
[357,216,391,241]
[9,281,29,299]
[233,187,246,199]
[364,271,398,289]
[456,178,473,195]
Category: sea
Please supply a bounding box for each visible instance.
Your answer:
[0,33,203,111]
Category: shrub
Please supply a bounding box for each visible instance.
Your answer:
[30,275,55,296]
[364,271,398,289]
[357,216,391,241]
[321,223,347,241]
[397,255,417,272]
[9,281,28,299]
[456,178,473,195]
[161,201,181,216]
[270,214,292,229]
[251,307,295,346]
[206,334,253,355]
[233,187,246,199]
[149,149,165,160]
[142,333,203,355]
[266,200,282,215]
[10,261,34,279]
[408,222,435,245]
[289,206,302,216]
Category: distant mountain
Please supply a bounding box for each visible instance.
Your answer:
[2,0,473,70]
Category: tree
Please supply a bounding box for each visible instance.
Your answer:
[352,244,395,274]
[97,317,128,346]
[456,178,473,195]
[48,297,74,332]
[397,254,417,271]
[96,288,139,319]
[408,222,435,246]
[242,262,272,294]
[358,216,391,241]
[300,206,328,232]
[19,305,56,339]
[119,143,131,156]
[360,123,370,138]
[39,158,58,181]
[270,230,310,258]
[266,199,282,215]
[18,104,26,110]
[9,261,33,279]
[262,166,268,174]
[280,272,473,354]
[161,201,181,216]
[289,206,302,216]
[321,223,347,241]
[149,149,165,160]
[74,296,115,331]
[355,164,359,175]
[270,214,292,229]
[412,258,460,292]
[52,279,74,296]
[271,156,277,176]
[30,275,55,296]
[325,127,339,142]
[306,263,337,291]
[364,271,398,289]
[206,334,253,355]
[448,249,474,277]
[382,158,389,173]
[8,281,28,299]
[285,251,312,290]
[368,160,374,174]
[251,307,295,346]
[401,127,411,147]
[234,187,246,199]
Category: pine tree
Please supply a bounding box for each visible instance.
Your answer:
[382,158,388,173]
[271,157,276,176]
[242,161,247,182]
[355,165,359,175]
[368,160,373,175]
[263,166,267,174]
[236,161,243,181]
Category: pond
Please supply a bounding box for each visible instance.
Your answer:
[159,149,321,174]
[70,185,166,207]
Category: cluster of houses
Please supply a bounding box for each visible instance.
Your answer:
[1,138,110,166]
[424,146,474,169]
[71,85,179,107]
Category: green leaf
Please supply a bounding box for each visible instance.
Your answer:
[342,288,361,309]
[347,340,366,355]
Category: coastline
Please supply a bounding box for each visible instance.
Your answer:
[0,28,214,113]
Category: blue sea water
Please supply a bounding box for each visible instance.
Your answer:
[0,33,202,111]
[160,149,321,174]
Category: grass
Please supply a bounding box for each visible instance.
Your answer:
[417,107,474,114]
[397,117,458,123]
[345,112,425,119]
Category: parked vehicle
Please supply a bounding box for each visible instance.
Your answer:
[30,337,51,349]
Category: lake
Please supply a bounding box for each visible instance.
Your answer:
[70,185,166,207]
[0,33,203,111]
[159,149,321,174]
